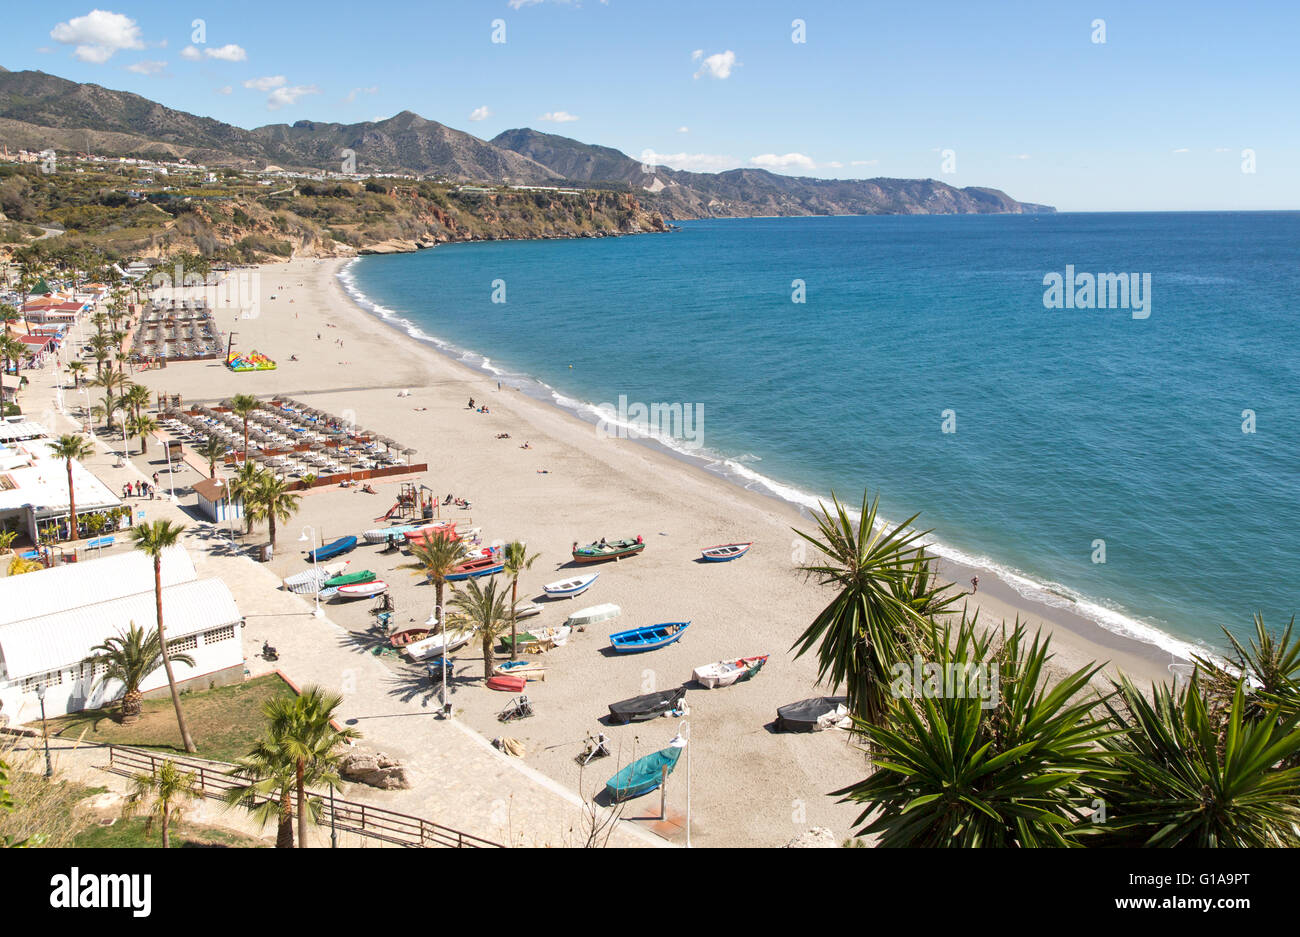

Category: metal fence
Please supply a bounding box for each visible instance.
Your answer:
[106,745,503,848]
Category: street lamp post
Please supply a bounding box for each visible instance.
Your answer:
[35,684,52,778]
[670,721,691,848]
[330,786,337,848]
[424,605,450,717]
[298,526,324,617]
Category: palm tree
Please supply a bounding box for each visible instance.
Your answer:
[448,577,514,679]
[228,461,262,534]
[127,414,158,456]
[123,759,199,848]
[90,622,195,724]
[0,335,25,413]
[196,436,228,478]
[264,687,359,847]
[1090,676,1300,847]
[130,520,197,753]
[791,491,951,727]
[502,541,540,661]
[123,383,152,422]
[7,555,42,576]
[91,392,122,433]
[399,536,468,632]
[229,394,260,462]
[1195,614,1300,726]
[67,360,87,389]
[249,471,300,551]
[223,729,316,848]
[48,434,94,542]
[834,617,1113,846]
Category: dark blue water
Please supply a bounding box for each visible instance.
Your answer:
[343,213,1300,657]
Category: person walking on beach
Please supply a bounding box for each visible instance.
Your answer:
[971,576,979,593]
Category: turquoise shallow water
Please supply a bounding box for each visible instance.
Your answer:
[343,212,1300,658]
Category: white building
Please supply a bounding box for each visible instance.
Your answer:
[0,546,245,724]
[0,425,122,544]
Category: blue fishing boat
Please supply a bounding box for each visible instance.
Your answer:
[309,536,358,562]
[609,621,690,653]
[605,744,684,802]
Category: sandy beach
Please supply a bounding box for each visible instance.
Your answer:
[133,255,1175,847]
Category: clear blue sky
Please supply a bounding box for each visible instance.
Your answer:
[3,0,1296,211]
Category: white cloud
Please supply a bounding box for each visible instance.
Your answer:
[126,59,167,75]
[509,0,544,7]
[539,111,579,122]
[469,105,492,121]
[180,45,202,61]
[244,75,287,92]
[342,85,379,103]
[825,160,843,168]
[1172,147,1190,153]
[676,126,689,133]
[641,150,741,173]
[1214,147,1231,153]
[694,50,736,80]
[205,44,247,62]
[216,85,233,95]
[749,152,815,172]
[50,10,146,63]
[850,159,878,166]
[691,49,703,61]
[1012,153,1031,160]
[266,84,319,110]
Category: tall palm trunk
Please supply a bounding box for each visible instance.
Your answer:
[154,553,197,753]
[510,578,520,661]
[296,759,308,847]
[242,418,249,462]
[161,802,171,849]
[277,789,294,848]
[65,458,78,541]
[268,510,277,550]
[482,634,495,679]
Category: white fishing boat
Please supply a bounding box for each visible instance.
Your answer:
[563,603,621,629]
[514,602,543,620]
[404,627,474,661]
[692,655,769,689]
[335,580,388,599]
[542,572,598,598]
[282,561,349,594]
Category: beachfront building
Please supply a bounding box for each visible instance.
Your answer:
[0,546,244,724]
[0,421,122,545]
[192,476,244,525]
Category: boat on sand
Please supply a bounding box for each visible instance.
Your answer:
[404,627,473,661]
[572,538,644,563]
[564,603,620,629]
[609,621,690,653]
[542,572,598,598]
[608,687,687,724]
[309,536,358,562]
[700,542,753,562]
[692,655,768,688]
[605,744,683,802]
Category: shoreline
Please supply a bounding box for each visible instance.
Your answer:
[139,255,1177,845]
[335,253,1198,679]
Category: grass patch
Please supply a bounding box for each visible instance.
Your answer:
[73,816,266,849]
[45,673,295,763]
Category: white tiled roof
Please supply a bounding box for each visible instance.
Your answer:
[0,545,195,627]
[0,578,240,680]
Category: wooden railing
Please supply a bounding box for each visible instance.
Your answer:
[106,745,502,848]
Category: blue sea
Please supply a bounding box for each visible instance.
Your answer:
[341,213,1300,659]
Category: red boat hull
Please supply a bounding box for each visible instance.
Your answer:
[486,674,527,692]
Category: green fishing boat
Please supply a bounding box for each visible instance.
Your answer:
[324,569,377,588]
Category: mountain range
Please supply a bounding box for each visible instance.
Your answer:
[0,67,1054,218]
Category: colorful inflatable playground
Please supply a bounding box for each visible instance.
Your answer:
[227,350,277,372]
